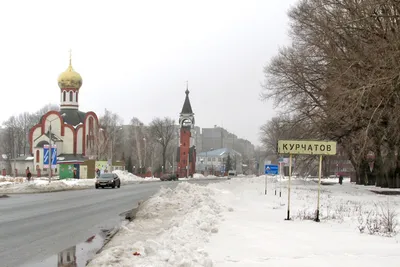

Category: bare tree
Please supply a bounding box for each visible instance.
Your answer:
[129,117,145,171]
[261,0,400,186]
[149,117,176,171]
[99,109,123,162]
[86,128,108,160]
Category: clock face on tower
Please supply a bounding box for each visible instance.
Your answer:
[182,119,192,127]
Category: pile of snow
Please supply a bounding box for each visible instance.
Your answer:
[90,175,400,266]
[88,182,227,267]
[0,178,94,194]
[193,173,205,178]
[113,170,160,184]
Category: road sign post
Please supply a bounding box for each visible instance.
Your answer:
[264,164,279,195]
[315,154,323,222]
[278,140,337,222]
[265,173,267,195]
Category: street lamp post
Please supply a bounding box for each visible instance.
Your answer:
[13,133,17,179]
[109,127,122,171]
[143,137,147,172]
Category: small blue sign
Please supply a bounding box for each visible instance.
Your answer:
[265,164,279,175]
[43,145,49,167]
[43,145,57,168]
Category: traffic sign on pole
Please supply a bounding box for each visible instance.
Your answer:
[264,164,279,175]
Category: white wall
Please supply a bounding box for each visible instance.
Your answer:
[63,127,74,154]
[77,127,83,154]
[15,160,34,176]
[43,114,62,134]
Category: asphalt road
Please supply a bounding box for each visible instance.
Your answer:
[0,179,223,267]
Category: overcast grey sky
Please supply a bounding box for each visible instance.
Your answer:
[0,0,295,145]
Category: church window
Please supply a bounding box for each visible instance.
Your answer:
[36,150,40,163]
[89,117,94,133]
[183,142,186,146]
[69,91,73,101]
[89,117,94,148]
[63,91,66,102]
[76,92,78,102]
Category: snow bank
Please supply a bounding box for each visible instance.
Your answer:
[112,170,160,184]
[0,178,94,194]
[88,182,227,267]
[205,176,400,266]
[0,170,161,194]
[90,175,400,266]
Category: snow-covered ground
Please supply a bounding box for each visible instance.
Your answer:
[0,178,94,194]
[0,170,227,194]
[0,171,159,194]
[88,175,400,267]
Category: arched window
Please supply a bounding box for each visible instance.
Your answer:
[76,92,78,102]
[63,91,66,101]
[89,117,94,133]
[36,150,40,163]
[69,91,73,101]
[89,117,94,148]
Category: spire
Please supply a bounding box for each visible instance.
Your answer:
[181,82,193,114]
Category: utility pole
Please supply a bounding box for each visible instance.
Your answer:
[187,152,190,178]
[13,131,16,179]
[49,123,52,183]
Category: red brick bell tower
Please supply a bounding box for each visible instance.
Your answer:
[177,84,196,178]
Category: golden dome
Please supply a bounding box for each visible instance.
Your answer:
[57,58,82,89]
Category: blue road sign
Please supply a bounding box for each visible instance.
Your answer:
[51,147,57,166]
[265,164,279,175]
[43,145,57,168]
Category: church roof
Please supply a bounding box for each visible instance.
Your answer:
[180,88,193,114]
[35,140,49,148]
[34,132,63,143]
[61,109,87,126]
[57,154,87,163]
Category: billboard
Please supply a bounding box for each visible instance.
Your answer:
[278,140,337,155]
[43,145,57,169]
[95,161,108,173]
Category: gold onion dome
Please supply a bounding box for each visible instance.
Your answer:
[57,58,82,89]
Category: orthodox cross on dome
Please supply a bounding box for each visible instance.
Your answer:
[69,49,72,66]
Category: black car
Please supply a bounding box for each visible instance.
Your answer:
[160,173,178,181]
[95,173,121,189]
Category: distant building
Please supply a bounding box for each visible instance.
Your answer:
[200,126,255,159]
[196,148,242,175]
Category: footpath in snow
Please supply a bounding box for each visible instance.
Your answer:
[88,175,400,267]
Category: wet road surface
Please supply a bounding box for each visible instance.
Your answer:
[0,179,224,267]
